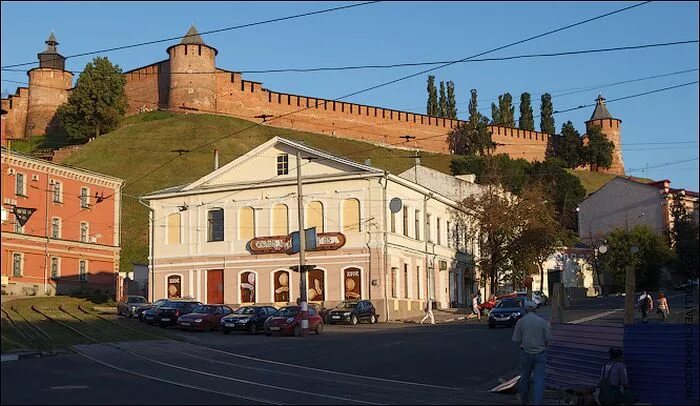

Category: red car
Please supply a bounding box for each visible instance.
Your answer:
[264,305,324,336]
[176,304,233,331]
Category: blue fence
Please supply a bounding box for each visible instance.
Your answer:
[624,324,699,405]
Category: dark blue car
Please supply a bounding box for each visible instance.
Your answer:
[488,297,525,328]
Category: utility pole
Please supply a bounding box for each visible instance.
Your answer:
[624,245,639,324]
[296,150,309,336]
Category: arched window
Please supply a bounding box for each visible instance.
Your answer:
[308,268,325,301]
[272,204,288,236]
[207,208,224,242]
[306,201,324,233]
[239,207,255,241]
[343,198,361,233]
[273,270,290,303]
[344,267,361,300]
[167,213,181,244]
[240,272,256,303]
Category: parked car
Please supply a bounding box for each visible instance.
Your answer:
[177,304,233,331]
[488,297,526,328]
[220,305,277,335]
[117,296,150,318]
[532,291,548,306]
[326,300,377,325]
[142,300,172,324]
[264,305,323,336]
[136,298,169,321]
[158,300,203,328]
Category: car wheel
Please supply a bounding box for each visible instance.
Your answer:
[350,315,358,325]
[369,314,377,324]
[294,325,301,337]
[249,324,257,335]
[315,323,323,335]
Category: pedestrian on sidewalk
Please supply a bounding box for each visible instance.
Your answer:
[638,291,653,323]
[469,293,481,320]
[420,298,435,325]
[596,347,638,405]
[512,300,551,406]
[657,292,670,321]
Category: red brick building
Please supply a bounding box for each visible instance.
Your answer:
[1,147,124,296]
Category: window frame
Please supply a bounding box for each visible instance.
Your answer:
[79,259,88,281]
[12,252,23,277]
[437,218,442,245]
[415,209,421,241]
[80,221,89,243]
[15,172,26,196]
[80,187,90,208]
[51,217,61,239]
[276,154,289,175]
[207,208,225,242]
[402,207,409,237]
[52,180,62,203]
[50,256,61,279]
[403,263,409,299]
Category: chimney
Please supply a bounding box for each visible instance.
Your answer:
[214,149,219,170]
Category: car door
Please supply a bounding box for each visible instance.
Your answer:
[308,307,319,329]
[255,308,266,328]
[358,301,368,320]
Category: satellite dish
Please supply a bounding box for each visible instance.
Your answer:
[389,198,403,213]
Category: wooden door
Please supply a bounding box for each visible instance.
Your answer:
[207,270,224,304]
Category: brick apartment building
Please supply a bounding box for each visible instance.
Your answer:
[1,147,124,296]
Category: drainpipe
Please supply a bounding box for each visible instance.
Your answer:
[44,170,50,295]
[380,173,390,322]
[365,178,372,301]
[116,182,124,301]
[137,197,155,302]
[424,193,430,306]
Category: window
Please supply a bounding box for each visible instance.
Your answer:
[403,207,409,237]
[52,181,62,203]
[342,198,361,233]
[404,264,409,299]
[271,204,289,235]
[14,221,24,233]
[50,257,60,279]
[80,187,90,208]
[308,268,325,301]
[415,210,421,240]
[79,260,88,281]
[391,267,397,298]
[416,266,422,299]
[239,207,256,241]
[207,208,224,242]
[12,253,23,277]
[240,272,256,303]
[426,214,431,242]
[273,270,290,302]
[80,222,89,242]
[167,213,181,244]
[446,221,452,248]
[344,268,361,300]
[51,217,61,239]
[306,201,324,233]
[437,218,442,245]
[15,173,25,196]
[391,211,396,233]
[276,154,289,175]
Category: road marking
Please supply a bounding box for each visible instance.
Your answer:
[48,385,88,390]
[568,309,622,324]
[72,348,281,405]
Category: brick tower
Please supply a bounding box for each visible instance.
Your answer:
[25,32,74,136]
[585,94,624,175]
[167,25,218,112]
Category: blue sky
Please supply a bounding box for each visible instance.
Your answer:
[2,1,698,190]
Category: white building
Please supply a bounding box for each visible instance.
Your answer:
[531,243,597,299]
[141,137,485,320]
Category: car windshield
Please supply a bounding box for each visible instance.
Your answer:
[128,297,147,303]
[336,302,358,309]
[274,307,299,317]
[496,299,522,309]
[192,305,217,314]
[234,307,257,315]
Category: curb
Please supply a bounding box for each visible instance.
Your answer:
[1,349,62,363]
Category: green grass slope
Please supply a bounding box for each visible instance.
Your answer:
[63,111,453,271]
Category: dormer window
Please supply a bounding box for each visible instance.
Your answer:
[277,154,289,175]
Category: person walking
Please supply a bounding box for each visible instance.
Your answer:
[638,291,653,323]
[472,293,481,321]
[597,347,638,405]
[657,292,670,321]
[512,300,551,406]
[420,298,435,325]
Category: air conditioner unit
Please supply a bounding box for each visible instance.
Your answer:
[32,174,39,182]
[7,168,15,176]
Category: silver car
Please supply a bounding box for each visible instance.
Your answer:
[117,295,150,317]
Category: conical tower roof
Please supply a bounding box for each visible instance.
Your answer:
[589,94,614,121]
[47,31,57,44]
[179,25,205,45]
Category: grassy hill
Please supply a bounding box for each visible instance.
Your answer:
[62,111,454,271]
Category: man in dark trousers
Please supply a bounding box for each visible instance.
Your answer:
[512,300,552,405]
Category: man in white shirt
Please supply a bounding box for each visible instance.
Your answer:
[512,300,552,405]
[420,298,435,325]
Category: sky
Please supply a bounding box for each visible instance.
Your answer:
[1,1,698,190]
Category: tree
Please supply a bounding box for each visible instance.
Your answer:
[527,159,586,231]
[438,81,448,118]
[56,57,128,142]
[557,121,584,168]
[518,92,535,131]
[600,225,675,291]
[491,102,501,125]
[448,89,494,156]
[539,93,555,135]
[670,192,700,280]
[426,75,438,116]
[446,81,457,119]
[451,154,530,194]
[581,125,615,169]
[498,93,515,127]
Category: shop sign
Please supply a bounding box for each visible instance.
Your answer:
[247,232,346,255]
[13,206,37,227]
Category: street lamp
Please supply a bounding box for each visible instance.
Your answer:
[591,239,608,296]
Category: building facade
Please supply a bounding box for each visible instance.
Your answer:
[531,244,597,299]
[1,27,623,174]
[142,137,483,320]
[1,147,124,296]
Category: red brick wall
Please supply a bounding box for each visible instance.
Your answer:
[124,61,169,114]
[1,87,29,140]
[586,118,624,175]
[25,68,73,136]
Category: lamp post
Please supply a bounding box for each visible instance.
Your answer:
[591,239,608,296]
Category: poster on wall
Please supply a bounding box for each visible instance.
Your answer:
[344,268,361,300]
[308,269,324,301]
[240,272,256,303]
[167,275,181,298]
[274,270,290,302]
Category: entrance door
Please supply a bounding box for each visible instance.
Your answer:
[207,270,224,304]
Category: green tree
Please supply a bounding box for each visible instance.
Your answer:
[498,93,515,127]
[581,125,615,169]
[491,102,501,125]
[438,81,448,118]
[600,225,675,291]
[446,81,457,119]
[426,75,438,116]
[670,192,700,280]
[557,121,584,168]
[539,93,555,135]
[518,92,535,131]
[56,57,128,142]
[527,159,586,231]
[448,89,494,156]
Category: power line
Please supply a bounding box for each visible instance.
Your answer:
[627,157,699,172]
[0,1,381,69]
